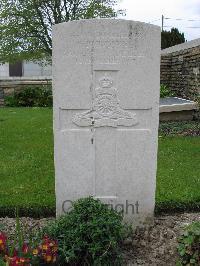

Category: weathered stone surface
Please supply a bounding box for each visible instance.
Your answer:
[3,88,15,96]
[53,19,160,224]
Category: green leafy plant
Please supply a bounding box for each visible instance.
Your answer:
[4,96,18,107]
[159,121,200,136]
[177,221,200,265]
[43,197,126,265]
[0,0,120,63]
[160,84,174,98]
[5,85,52,107]
[0,258,5,266]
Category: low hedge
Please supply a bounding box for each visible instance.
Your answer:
[155,202,200,214]
[0,206,55,218]
[5,85,52,107]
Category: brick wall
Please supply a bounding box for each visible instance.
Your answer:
[161,40,200,101]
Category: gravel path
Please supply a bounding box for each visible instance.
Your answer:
[0,212,200,266]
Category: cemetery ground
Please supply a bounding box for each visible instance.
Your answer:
[0,107,199,265]
[0,107,199,216]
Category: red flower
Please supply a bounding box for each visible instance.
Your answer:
[6,256,31,266]
[0,232,7,253]
[22,243,29,254]
[1,233,58,265]
[41,236,58,263]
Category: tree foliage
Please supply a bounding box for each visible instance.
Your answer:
[161,27,185,49]
[0,0,120,63]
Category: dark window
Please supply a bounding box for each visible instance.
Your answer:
[9,62,23,77]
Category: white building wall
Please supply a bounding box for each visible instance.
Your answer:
[0,61,52,78]
[41,63,52,76]
[0,63,9,77]
[23,61,52,77]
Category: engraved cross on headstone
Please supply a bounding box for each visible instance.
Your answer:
[71,73,138,202]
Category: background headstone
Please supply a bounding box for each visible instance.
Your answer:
[53,19,160,223]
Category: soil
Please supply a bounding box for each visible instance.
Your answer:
[122,212,200,266]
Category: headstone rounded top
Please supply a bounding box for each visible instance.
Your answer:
[53,18,160,37]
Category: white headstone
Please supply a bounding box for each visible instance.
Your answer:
[53,19,160,224]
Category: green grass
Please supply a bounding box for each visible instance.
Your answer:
[0,107,199,216]
[0,108,55,216]
[156,135,200,212]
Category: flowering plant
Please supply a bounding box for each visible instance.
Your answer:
[0,216,58,266]
[0,233,58,266]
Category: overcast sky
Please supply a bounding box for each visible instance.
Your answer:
[117,0,200,41]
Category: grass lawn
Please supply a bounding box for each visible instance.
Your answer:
[156,135,200,212]
[0,108,55,216]
[0,107,199,216]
